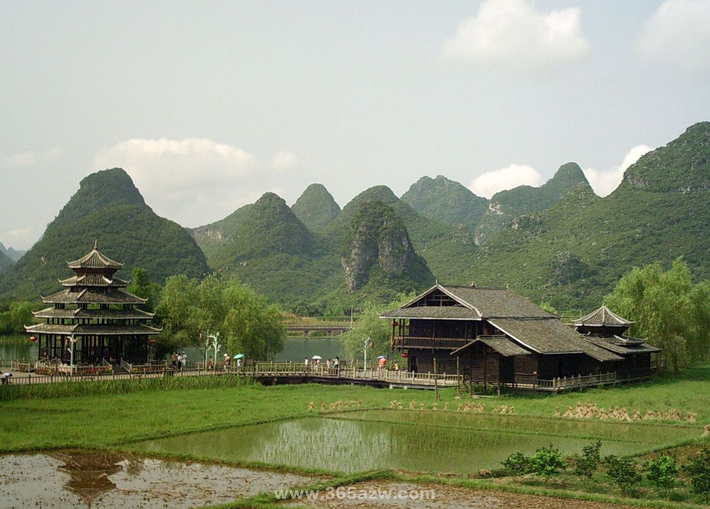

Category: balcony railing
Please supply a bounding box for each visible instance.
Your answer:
[391,336,470,350]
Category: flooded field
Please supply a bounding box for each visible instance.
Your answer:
[131,411,697,474]
[0,449,317,509]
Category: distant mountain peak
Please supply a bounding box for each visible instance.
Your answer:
[621,121,710,193]
[291,183,341,232]
[401,176,488,231]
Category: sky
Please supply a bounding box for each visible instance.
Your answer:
[2,0,710,251]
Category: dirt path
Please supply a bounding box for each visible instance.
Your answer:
[281,481,640,509]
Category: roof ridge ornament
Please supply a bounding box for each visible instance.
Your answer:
[94,239,98,251]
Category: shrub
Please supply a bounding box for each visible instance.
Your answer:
[645,454,678,496]
[529,444,566,477]
[604,455,641,496]
[574,440,602,479]
[683,446,710,503]
[502,451,531,476]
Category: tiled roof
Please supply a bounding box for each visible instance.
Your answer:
[489,317,623,362]
[451,335,531,357]
[60,274,128,288]
[383,284,556,320]
[32,307,154,319]
[439,286,556,318]
[25,323,161,335]
[43,288,146,305]
[574,305,633,327]
[381,306,480,319]
[582,335,661,354]
[67,243,123,270]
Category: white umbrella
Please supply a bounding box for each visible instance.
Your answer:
[312,355,322,360]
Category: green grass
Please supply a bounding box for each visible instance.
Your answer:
[2,367,709,508]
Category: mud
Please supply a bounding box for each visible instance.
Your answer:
[0,449,317,509]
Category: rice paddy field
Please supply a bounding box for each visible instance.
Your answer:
[1,365,709,508]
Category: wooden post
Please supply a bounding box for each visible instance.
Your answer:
[456,356,461,399]
[434,357,440,401]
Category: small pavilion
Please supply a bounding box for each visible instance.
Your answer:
[25,242,160,366]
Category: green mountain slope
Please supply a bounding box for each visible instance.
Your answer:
[0,249,12,275]
[0,242,25,262]
[195,192,342,306]
[468,123,710,311]
[401,175,488,231]
[291,184,341,232]
[0,168,210,299]
[340,200,435,300]
[323,186,477,282]
[476,163,592,244]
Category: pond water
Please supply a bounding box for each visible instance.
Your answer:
[1,335,343,366]
[0,337,36,365]
[0,449,316,509]
[183,336,345,364]
[131,411,691,475]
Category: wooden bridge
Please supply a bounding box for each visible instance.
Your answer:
[284,320,351,337]
[3,361,462,391]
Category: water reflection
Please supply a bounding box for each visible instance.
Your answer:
[133,413,667,474]
[0,450,316,509]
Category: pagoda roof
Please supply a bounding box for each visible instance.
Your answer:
[25,323,161,336]
[33,307,154,320]
[43,288,147,305]
[60,274,129,288]
[574,305,633,328]
[67,242,123,270]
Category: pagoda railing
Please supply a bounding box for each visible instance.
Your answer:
[391,336,470,350]
[120,358,133,373]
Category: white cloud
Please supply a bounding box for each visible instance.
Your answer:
[637,0,710,72]
[2,227,35,250]
[442,0,590,73]
[584,144,653,197]
[91,138,256,227]
[469,163,542,198]
[4,148,62,168]
[270,151,299,170]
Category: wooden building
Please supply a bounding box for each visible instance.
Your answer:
[573,305,660,380]
[382,284,658,387]
[25,242,160,366]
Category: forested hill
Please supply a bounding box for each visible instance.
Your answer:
[465,122,710,311]
[3,123,710,314]
[0,168,210,299]
[291,183,341,232]
[401,175,488,232]
[0,249,12,275]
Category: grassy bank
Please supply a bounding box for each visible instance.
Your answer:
[1,366,708,453]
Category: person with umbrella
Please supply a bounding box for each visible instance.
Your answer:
[378,355,387,370]
[234,353,245,370]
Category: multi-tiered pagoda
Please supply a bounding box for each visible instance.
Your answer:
[26,242,160,366]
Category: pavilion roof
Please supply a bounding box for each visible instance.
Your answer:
[24,323,161,335]
[574,305,633,327]
[43,288,147,305]
[60,274,129,288]
[33,307,154,320]
[67,241,123,270]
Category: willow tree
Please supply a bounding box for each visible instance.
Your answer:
[155,275,284,360]
[605,259,710,372]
